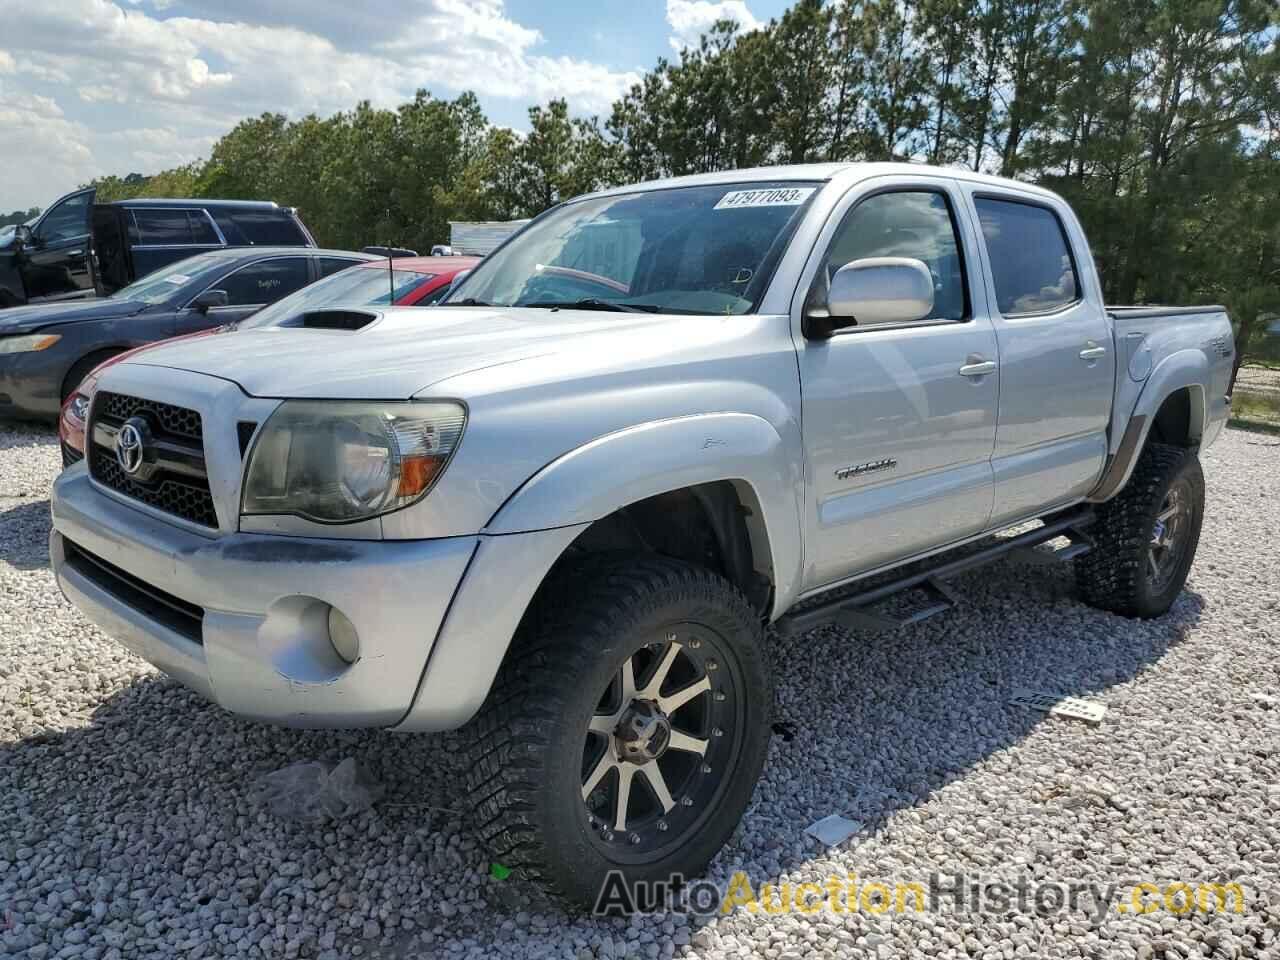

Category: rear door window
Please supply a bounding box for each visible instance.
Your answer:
[974,198,1080,315]
[188,211,220,245]
[134,209,194,246]
[213,257,311,306]
[230,210,308,245]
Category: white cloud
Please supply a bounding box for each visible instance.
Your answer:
[0,0,641,210]
[666,0,762,53]
[0,81,97,212]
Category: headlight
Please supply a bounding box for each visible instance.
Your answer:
[0,333,61,354]
[241,401,466,523]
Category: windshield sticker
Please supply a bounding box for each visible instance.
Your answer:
[714,187,816,211]
[165,274,192,285]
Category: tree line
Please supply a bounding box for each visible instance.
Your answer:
[78,0,1280,360]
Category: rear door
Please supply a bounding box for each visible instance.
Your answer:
[20,188,96,302]
[793,176,1000,590]
[172,255,313,335]
[961,191,1114,527]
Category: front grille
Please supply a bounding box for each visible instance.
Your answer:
[88,391,218,528]
[63,539,204,644]
[96,391,203,441]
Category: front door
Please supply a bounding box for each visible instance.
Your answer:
[964,193,1115,527]
[20,189,96,302]
[795,181,999,591]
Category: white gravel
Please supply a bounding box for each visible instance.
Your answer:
[3,422,1279,959]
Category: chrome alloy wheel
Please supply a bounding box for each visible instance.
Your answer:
[580,626,740,860]
[1148,478,1193,594]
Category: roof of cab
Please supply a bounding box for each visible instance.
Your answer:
[584,161,1061,203]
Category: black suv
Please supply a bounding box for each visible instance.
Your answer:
[0,189,316,308]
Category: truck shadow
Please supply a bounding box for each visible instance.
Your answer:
[0,551,1203,940]
[0,498,52,570]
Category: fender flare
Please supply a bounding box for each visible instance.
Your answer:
[485,412,805,617]
[1091,349,1208,501]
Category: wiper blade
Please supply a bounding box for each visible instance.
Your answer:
[442,298,492,307]
[522,298,655,313]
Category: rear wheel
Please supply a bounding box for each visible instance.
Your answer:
[464,556,772,909]
[1076,442,1204,618]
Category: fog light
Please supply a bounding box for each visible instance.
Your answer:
[327,607,360,664]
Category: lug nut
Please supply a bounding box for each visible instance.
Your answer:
[707,659,718,671]
[657,820,668,832]
[713,727,724,737]
[688,638,701,649]
[629,833,641,845]
[681,797,693,807]
[602,829,614,841]
[702,763,712,774]
[714,691,726,702]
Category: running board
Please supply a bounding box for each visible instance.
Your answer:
[776,508,1096,638]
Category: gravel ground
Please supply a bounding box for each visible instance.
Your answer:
[1235,366,1280,397]
[2,422,1279,959]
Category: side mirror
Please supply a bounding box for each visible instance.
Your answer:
[14,224,35,250]
[805,257,935,339]
[191,289,229,312]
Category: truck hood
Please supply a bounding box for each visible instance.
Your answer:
[0,297,146,335]
[122,306,691,399]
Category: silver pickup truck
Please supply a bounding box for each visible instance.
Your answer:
[49,163,1233,907]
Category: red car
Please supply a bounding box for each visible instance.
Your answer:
[59,256,477,465]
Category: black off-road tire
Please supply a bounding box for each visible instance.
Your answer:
[463,555,772,910]
[1075,442,1204,618]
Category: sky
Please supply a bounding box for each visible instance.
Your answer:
[0,0,793,213]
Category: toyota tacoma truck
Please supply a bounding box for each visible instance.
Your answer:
[49,163,1234,908]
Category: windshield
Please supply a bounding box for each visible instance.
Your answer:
[447,181,821,315]
[112,253,233,305]
[238,265,435,330]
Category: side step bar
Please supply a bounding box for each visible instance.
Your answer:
[776,509,1095,638]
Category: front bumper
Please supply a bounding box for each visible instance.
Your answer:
[51,465,478,727]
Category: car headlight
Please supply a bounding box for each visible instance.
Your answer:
[0,333,61,354]
[241,401,466,523]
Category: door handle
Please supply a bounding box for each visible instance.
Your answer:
[67,250,83,257]
[1080,342,1107,360]
[958,358,997,378]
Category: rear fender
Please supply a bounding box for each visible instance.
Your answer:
[1091,349,1208,501]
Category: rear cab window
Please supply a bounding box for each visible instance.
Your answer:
[229,210,309,246]
[974,197,1080,315]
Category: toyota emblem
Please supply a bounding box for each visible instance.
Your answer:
[115,419,146,476]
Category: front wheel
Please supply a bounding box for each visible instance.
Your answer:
[464,556,772,909]
[1076,442,1205,618]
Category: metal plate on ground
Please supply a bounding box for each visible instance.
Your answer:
[1009,688,1108,725]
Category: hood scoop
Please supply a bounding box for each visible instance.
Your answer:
[292,309,380,331]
